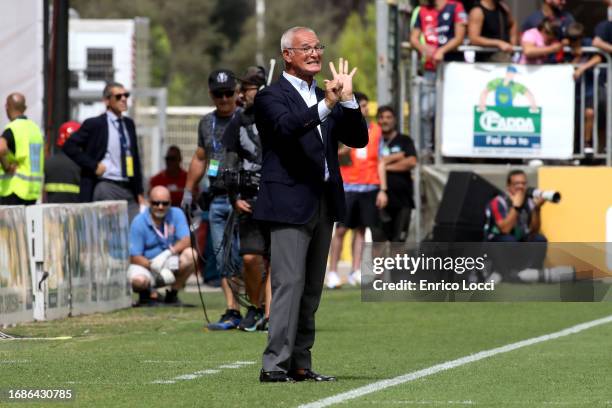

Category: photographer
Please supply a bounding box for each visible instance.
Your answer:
[222,66,270,332]
[128,186,196,306]
[484,170,549,279]
[485,169,547,244]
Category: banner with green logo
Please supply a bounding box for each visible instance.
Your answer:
[441,63,574,159]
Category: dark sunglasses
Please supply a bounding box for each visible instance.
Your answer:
[112,92,130,101]
[212,90,235,99]
[151,200,170,207]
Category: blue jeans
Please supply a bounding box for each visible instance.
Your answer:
[419,70,437,154]
[488,233,547,274]
[209,195,241,277]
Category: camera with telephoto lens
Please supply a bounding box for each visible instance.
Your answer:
[526,187,561,203]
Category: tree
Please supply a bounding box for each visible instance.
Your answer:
[70,0,370,105]
[334,3,377,101]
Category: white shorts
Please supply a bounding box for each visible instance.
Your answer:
[127,264,154,286]
[127,255,180,288]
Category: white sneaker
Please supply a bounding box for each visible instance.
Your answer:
[347,270,361,286]
[326,271,342,289]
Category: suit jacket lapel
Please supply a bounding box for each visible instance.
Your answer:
[280,75,309,110]
[316,87,329,149]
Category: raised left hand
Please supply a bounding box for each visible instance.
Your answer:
[329,58,357,102]
[534,197,545,209]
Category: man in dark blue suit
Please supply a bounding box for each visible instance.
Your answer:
[63,82,145,221]
[254,26,368,382]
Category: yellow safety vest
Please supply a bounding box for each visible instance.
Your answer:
[0,118,44,201]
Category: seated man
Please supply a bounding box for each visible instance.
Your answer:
[128,185,196,306]
[485,169,547,276]
[485,169,546,243]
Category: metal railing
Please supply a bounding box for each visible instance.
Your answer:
[404,44,612,166]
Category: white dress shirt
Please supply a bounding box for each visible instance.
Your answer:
[282,71,358,180]
[101,110,130,181]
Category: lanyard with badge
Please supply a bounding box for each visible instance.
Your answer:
[207,114,234,177]
[380,138,391,157]
[380,137,401,157]
[152,219,171,249]
[114,119,134,177]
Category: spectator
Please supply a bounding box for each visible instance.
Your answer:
[0,93,44,205]
[149,145,191,207]
[373,106,417,243]
[63,82,145,221]
[521,0,575,38]
[593,0,612,54]
[468,0,518,62]
[520,19,563,65]
[223,66,271,332]
[181,69,243,330]
[327,92,387,288]
[410,0,467,158]
[44,121,81,203]
[566,23,604,153]
[128,185,196,306]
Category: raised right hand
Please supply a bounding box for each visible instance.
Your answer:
[323,77,343,110]
[511,191,525,208]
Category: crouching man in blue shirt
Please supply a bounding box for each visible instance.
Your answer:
[128,185,196,306]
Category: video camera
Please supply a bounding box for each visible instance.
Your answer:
[222,168,261,195]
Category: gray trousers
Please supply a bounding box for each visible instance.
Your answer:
[262,192,334,372]
[93,180,139,222]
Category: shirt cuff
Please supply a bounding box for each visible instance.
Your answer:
[340,95,358,109]
[318,100,331,122]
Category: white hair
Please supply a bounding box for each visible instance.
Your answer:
[280,26,316,52]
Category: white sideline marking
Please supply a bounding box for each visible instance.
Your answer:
[299,314,612,408]
[151,361,253,384]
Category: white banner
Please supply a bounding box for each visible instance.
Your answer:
[441,63,575,159]
[0,0,44,131]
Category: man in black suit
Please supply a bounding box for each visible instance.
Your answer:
[63,82,145,221]
[254,26,368,382]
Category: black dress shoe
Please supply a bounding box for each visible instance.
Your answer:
[289,369,337,382]
[259,369,293,383]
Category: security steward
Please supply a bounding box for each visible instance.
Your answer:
[44,121,81,203]
[0,92,44,205]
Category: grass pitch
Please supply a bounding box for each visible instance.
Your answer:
[2,289,612,407]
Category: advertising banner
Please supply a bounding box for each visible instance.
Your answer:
[441,63,575,159]
[0,207,32,325]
